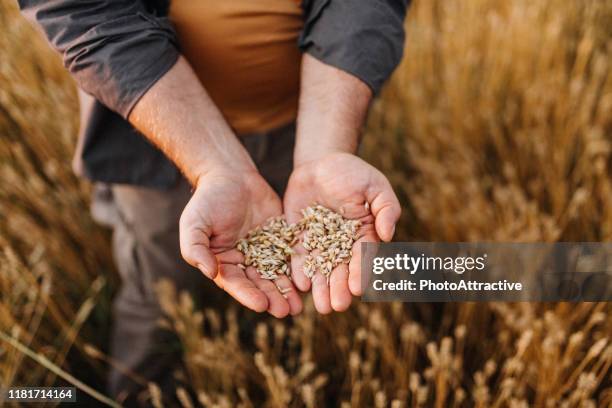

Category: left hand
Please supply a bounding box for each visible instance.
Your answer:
[180,168,303,318]
[284,152,401,314]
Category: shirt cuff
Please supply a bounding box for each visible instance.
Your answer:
[65,14,180,119]
[298,0,406,94]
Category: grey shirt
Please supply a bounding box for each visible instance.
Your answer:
[19,0,408,188]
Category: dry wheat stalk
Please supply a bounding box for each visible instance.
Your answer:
[236,205,361,284]
[4,0,612,404]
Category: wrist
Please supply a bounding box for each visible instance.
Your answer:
[294,142,357,168]
[293,127,360,167]
[294,54,371,167]
[187,135,258,187]
[192,159,258,189]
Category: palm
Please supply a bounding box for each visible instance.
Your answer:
[180,170,302,317]
[284,153,400,314]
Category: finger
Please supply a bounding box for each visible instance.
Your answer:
[349,225,379,296]
[311,272,332,315]
[329,264,352,312]
[179,211,218,280]
[283,183,308,226]
[180,228,218,280]
[274,275,303,316]
[216,248,244,264]
[290,245,312,292]
[368,176,401,242]
[214,265,268,312]
[338,202,371,220]
[245,267,290,318]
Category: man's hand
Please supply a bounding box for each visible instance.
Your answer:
[284,152,400,314]
[288,54,400,314]
[128,57,301,317]
[180,168,302,318]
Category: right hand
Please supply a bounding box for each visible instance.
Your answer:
[284,152,400,314]
[179,167,302,317]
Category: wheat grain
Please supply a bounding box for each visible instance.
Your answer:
[236,205,361,284]
[236,216,298,281]
[299,205,361,283]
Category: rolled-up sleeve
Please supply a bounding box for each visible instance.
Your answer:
[18,0,180,118]
[299,0,409,94]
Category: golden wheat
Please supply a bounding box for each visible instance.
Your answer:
[0,0,610,406]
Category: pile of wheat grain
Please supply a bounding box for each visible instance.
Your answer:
[236,217,297,280]
[237,205,361,284]
[300,205,360,282]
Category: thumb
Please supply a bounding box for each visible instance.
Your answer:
[368,176,401,242]
[283,183,307,225]
[179,213,219,280]
[194,248,219,280]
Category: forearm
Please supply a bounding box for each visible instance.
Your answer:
[128,56,256,185]
[294,54,373,165]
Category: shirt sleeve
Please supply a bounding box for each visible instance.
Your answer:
[298,0,409,94]
[18,0,180,119]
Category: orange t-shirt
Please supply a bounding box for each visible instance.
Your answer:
[169,0,304,135]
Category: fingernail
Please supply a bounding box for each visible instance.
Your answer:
[197,263,214,280]
[390,224,396,240]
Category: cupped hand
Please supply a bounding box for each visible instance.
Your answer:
[179,168,302,317]
[284,152,401,314]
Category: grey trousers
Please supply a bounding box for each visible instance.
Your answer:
[92,124,295,402]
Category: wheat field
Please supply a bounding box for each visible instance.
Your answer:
[0,0,611,406]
